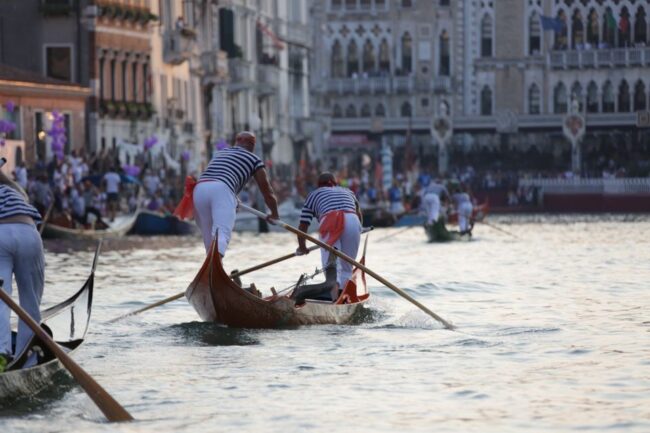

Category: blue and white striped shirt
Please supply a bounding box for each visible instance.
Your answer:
[300,186,358,225]
[199,146,265,194]
[0,185,42,223]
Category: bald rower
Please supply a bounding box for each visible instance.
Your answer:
[175,132,279,255]
[296,172,362,301]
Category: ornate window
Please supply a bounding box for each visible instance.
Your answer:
[361,103,372,117]
[529,13,541,54]
[618,80,630,112]
[375,104,386,117]
[347,40,359,76]
[602,81,614,112]
[480,86,492,115]
[345,104,357,117]
[587,9,599,45]
[439,30,450,76]
[619,7,631,47]
[401,32,413,74]
[554,82,568,113]
[634,7,647,45]
[587,81,599,113]
[332,104,343,118]
[603,8,616,47]
[481,14,493,57]
[571,81,583,112]
[379,39,390,72]
[362,39,375,73]
[529,84,541,114]
[554,10,568,50]
[400,101,412,117]
[634,80,647,111]
[572,10,584,48]
[331,40,344,78]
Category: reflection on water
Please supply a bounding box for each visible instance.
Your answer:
[0,215,649,432]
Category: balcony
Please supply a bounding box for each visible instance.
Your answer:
[324,76,440,95]
[163,29,195,65]
[201,50,229,84]
[433,77,453,93]
[550,47,650,69]
[228,59,254,91]
[256,64,279,95]
[284,24,311,48]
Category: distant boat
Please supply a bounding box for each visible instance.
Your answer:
[130,210,196,236]
[42,212,139,240]
[394,201,490,227]
[234,200,320,233]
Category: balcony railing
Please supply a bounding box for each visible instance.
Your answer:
[201,50,229,83]
[284,24,311,47]
[549,47,650,69]
[256,64,279,95]
[163,29,194,65]
[228,59,254,91]
[323,76,452,95]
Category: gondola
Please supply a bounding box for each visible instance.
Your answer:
[185,235,370,328]
[394,201,490,227]
[424,220,472,243]
[0,244,98,402]
[42,212,139,240]
[130,210,196,236]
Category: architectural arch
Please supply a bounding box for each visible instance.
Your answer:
[602,80,614,112]
[439,30,450,76]
[634,6,647,44]
[362,39,375,73]
[400,101,412,117]
[587,81,599,113]
[401,32,413,74]
[618,79,631,112]
[333,104,342,118]
[347,39,359,77]
[345,104,357,117]
[634,80,647,111]
[481,14,493,57]
[375,103,386,117]
[571,9,585,48]
[331,39,344,78]
[529,12,542,54]
[360,103,372,117]
[554,82,568,113]
[379,38,390,72]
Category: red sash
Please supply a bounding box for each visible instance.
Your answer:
[319,210,356,245]
[173,176,199,220]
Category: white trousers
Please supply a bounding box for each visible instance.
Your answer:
[320,213,362,288]
[193,181,237,256]
[423,193,441,224]
[458,202,474,232]
[0,223,45,361]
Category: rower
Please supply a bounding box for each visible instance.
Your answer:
[451,183,474,235]
[175,131,279,256]
[421,177,450,226]
[296,172,362,301]
[0,169,45,372]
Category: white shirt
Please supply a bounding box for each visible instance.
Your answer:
[103,172,121,193]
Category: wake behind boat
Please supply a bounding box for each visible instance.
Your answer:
[185,236,370,328]
[0,244,97,403]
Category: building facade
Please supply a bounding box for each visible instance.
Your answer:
[311,0,650,177]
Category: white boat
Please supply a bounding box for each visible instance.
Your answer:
[234,201,320,233]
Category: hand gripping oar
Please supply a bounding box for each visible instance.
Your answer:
[0,281,133,422]
[239,204,455,330]
[107,245,320,323]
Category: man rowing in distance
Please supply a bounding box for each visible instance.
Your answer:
[175,132,279,256]
[421,177,450,226]
[296,172,362,301]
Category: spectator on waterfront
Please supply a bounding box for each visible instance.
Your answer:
[103,167,121,222]
[14,161,28,189]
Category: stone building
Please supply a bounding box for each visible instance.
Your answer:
[311,0,650,177]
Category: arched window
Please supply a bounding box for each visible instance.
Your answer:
[362,39,375,73]
[571,82,583,112]
[331,40,344,78]
[360,103,372,117]
[634,81,647,111]
[375,104,386,117]
[618,80,631,112]
[634,7,647,44]
[587,81,599,113]
[481,14,493,57]
[401,32,412,74]
[529,13,541,54]
[554,10,568,50]
[572,10,584,48]
[347,40,359,77]
[587,9,599,45]
[554,82,568,113]
[379,39,390,72]
[480,86,492,115]
[439,30,450,76]
[602,81,614,112]
[619,7,631,47]
[603,8,616,47]
[529,84,541,114]
[345,104,357,117]
[400,101,412,117]
[333,104,343,118]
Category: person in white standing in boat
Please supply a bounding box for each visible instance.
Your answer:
[451,184,474,235]
[102,167,121,222]
[421,177,450,226]
[0,164,45,372]
[296,172,363,301]
[174,131,279,256]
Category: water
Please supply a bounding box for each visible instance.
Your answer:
[1,215,649,433]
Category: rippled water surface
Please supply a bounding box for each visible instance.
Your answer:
[1,215,649,433]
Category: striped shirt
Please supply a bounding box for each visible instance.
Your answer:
[199,146,265,194]
[0,185,42,223]
[300,186,358,225]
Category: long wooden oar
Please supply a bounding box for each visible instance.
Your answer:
[478,220,520,239]
[38,200,55,236]
[107,244,320,323]
[240,204,455,330]
[0,282,133,422]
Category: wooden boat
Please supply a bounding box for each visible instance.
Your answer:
[130,210,196,236]
[0,244,97,402]
[394,201,490,227]
[185,236,370,328]
[424,221,471,243]
[42,211,139,240]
